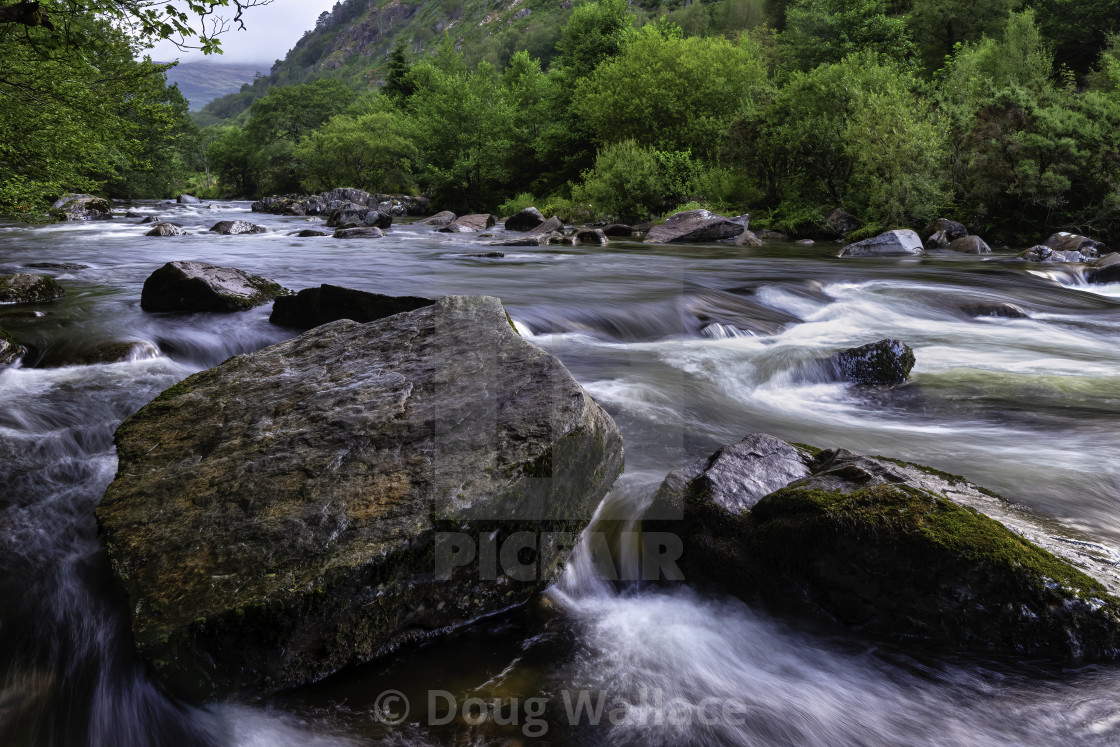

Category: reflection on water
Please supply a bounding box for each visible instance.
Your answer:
[2,201,1119,744]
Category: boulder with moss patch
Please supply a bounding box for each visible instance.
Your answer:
[96,295,624,698]
[647,434,1120,660]
[0,274,66,304]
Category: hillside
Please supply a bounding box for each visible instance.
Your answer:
[196,0,763,124]
[164,62,268,111]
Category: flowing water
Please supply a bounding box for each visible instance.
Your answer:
[1,201,1119,745]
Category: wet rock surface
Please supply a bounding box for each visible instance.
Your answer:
[269,284,433,329]
[504,207,545,232]
[140,261,289,312]
[831,339,916,385]
[645,210,750,244]
[96,296,624,697]
[209,220,268,236]
[647,434,1120,661]
[840,230,924,257]
[0,274,66,304]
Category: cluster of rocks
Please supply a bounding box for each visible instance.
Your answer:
[251,188,429,217]
[837,220,992,258]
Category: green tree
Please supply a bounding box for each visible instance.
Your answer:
[383,40,415,102]
[293,112,416,193]
[783,0,915,70]
[907,0,1021,72]
[574,28,768,160]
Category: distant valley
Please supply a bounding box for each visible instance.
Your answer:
[163,62,268,110]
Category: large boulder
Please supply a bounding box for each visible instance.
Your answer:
[96,295,624,697]
[326,203,392,230]
[51,193,112,221]
[1019,245,1083,263]
[1044,232,1108,259]
[923,218,968,249]
[140,261,289,312]
[644,210,749,244]
[145,222,186,237]
[270,285,434,329]
[1087,253,1120,284]
[0,326,24,366]
[416,211,457,227]
[0,273,65,304]
[209,220,267,235]
[504,207,545,232]
[825,208,862,236]
[530,215,563,235]
[831,339,915,385]
[647,434,1120,661]
[439,214,497,233]
[944,235,990,254]
[176,194,201,205]
[839,230,924,257]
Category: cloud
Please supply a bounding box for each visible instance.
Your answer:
[148,0,338,65]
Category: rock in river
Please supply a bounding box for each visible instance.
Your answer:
[145,222,186,237]
[51,193,112,221]
[140,261,289,312]
[415,211,457,227]
[646,434,1120,661]
[839,230,924,257]
[97,295,624,697]
[270,284,433,329]
[0,326,25,366]
[644,209,749,244]
[504,207,545,232]
[0,273,66,304]
[209,220,268,235]
[831,339,915,385]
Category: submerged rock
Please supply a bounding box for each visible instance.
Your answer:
[0,326,24,366]
[504,207,545,232]
[0,274,66,304]
[923,218,968,249]
[270,284,433,329]
[944,235,991,254]
[333,227,385,239]
[647,434,1120,661]
[839,230,924,257]
[51,193,112,221]
[209,220,267,235]
[145,222,186,237]
[644,210,750,244]
[415,210,457,227]
[24,262,88,271]
[959,302,1029,319]
[293,229,330,237]
[486,236,546,247]
[831,339,915,385]
[97,295,624,697]
[600,223,633,237]
[140,261,289,312]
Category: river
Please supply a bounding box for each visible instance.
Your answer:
[1,201,1119,745]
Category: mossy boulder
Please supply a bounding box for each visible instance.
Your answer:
[648,434,1120,661]
[140,261,289,313]
[0,273,65,304]
[96,296,623,698]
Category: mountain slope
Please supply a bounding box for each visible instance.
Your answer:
[165,62,268,111]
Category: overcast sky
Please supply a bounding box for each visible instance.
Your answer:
[149,0,337,64]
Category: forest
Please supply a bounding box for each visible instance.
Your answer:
[3,0,1120,242]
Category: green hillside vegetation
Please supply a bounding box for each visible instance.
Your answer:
[3,0,1119,243]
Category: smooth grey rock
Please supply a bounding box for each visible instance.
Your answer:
[97,295,624,697]
[1019,245,1083,263]
[416,211,457,227]
[0,273,65,304]
[923,218,968,249]
[440,214,497,233]
[176,194,201,204]
[504,207,545,232]
[831,339,915,385]
[727,229,763,247]
[1087,252,1120,284]
[530,216,563,235]
[839,230,924,257]
[333,226,385,239]
[209,220,267,235]
[644,210,749,244]
[944,235,990,254]
[270,285,433,329]
[326,202,392,230]
[140,261,288,312]
[145,222,186,237]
